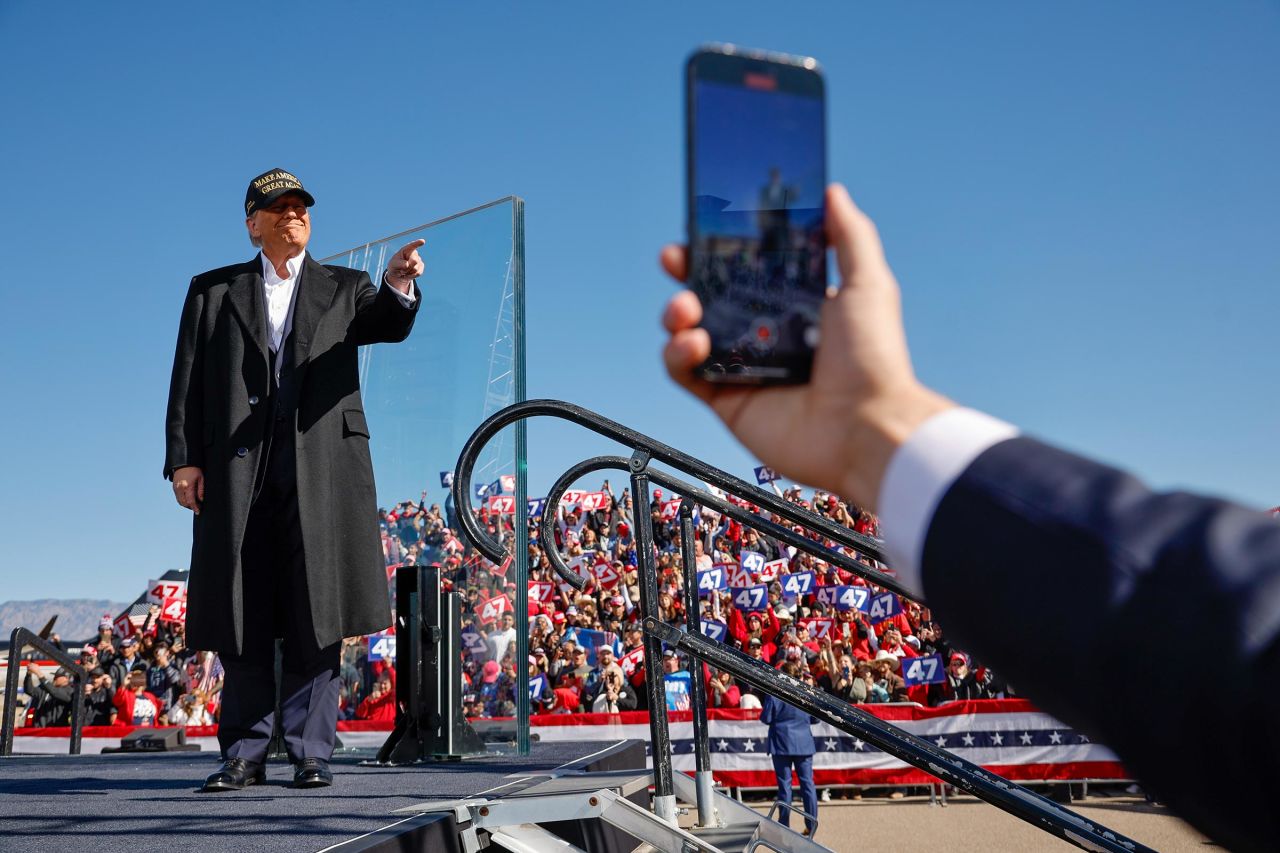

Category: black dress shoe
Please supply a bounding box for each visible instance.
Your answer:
[293,758,333,788]
[201,758,265,792]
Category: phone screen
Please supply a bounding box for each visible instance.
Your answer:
[687,49,827,383]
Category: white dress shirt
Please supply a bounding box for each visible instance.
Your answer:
[260,252,305,355]
[876,408,1020,599]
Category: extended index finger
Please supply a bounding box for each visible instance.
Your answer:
[400,238,426,258]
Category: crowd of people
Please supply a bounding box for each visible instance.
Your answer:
[384,478,1014,721]
[14,611,223,729]
[10,477,1011,732]
[11,609,394,731]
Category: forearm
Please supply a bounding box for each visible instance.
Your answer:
[923,436,1280,848]
[348,275,420,345]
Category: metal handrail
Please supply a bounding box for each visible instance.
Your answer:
[647,619,1147,853]
[1,628,88,755]
[450,400,1153,852]
[451,400,890,581]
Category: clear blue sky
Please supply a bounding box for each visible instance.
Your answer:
[1,2,1277,602]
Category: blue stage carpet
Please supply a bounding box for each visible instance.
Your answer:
[0,740,630,852]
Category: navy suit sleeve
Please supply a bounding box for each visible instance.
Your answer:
[922,436,1280,852]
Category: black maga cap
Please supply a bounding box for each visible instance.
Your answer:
[244,168,315,216]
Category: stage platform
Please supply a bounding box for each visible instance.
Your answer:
[0,739,644,853]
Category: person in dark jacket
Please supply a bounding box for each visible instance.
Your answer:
[928,652,984,706]
[759,662,818,836]
[84,668,117,726]
[165,169,423,792]
[24,663,75,727]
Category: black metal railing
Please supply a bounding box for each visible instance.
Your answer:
[1,628,88,755]
[452,400,1153,853]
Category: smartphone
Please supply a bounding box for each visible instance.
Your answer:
[686,45,827,384]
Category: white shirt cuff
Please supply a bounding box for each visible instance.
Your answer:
[385,275,418,306]
[876,408,1019,599]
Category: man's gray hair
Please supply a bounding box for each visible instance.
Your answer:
[247,212,262,247]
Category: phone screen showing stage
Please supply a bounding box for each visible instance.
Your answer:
[688,55,826,382]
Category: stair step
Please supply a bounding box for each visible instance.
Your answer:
[507,770,652,799]
[688,824,758,852]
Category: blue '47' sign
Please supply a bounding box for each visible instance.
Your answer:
[754,465,779,485]
[699,619,728,642]
[697,566,727,593]
[818,585,869,612]
[902,654,946,686]
[529,673,548,700]
[730,584,768,612]
[866,592,902,622]
[368,632,396,662]
[781,571,815,597]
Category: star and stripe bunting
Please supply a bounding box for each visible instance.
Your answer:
[10,699,1127,787]
[527,699,1128,786]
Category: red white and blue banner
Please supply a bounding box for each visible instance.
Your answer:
[528,700,1127,786]
[10,700,1125,786]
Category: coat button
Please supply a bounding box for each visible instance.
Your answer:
[248,396,259,405]
[236,447,248,457]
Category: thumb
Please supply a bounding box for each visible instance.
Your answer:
[196,473,204,503]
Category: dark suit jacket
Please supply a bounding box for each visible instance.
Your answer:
[165,254,419,654]
[923,436,1280,853]
[760,693,817,756]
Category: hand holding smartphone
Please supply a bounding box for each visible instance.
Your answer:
[686,45,827,384]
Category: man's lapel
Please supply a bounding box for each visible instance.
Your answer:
[291,255,338,369]
[227,257,268,366]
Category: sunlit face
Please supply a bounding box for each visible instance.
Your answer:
[247,192,311,258]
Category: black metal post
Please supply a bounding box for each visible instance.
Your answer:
[629,457,676,824]
[2,628,86,756]
[644,618,1154,853]
[376,566,483,764]
[679,505,714,827]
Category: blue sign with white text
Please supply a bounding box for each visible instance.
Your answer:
[866,591,902,622]
[902,654,946,686]
[368,632,396,662]
[730,584,768,612]
[781,571,815,597]
[754,466,779,485]
[700,619,728,642]
[461,630,487,656]
[698,566,727,593]
[818,585,869,612]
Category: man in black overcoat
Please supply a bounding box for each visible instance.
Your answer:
[165,168,425,791]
